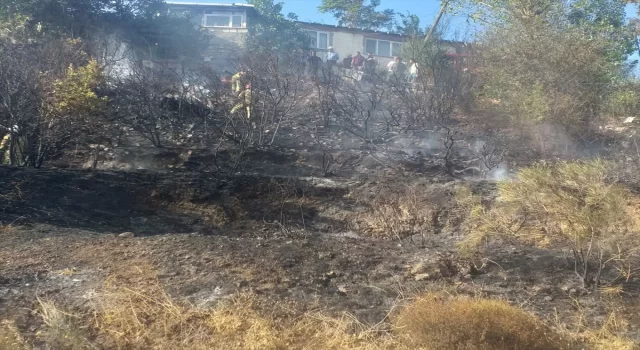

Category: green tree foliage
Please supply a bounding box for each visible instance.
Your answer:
[395,13,424,37]
[246,0,309,53]
[469,0,633,135]
[318,0,395,31]
[0,0,207,62]
[0,35,110,167]
[0,0,163,35]
[49,58,107,117]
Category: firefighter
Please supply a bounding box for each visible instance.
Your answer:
[0,132,10,164]
[230,83,253,119]
[0,125,27,165]
[231,70,246,93]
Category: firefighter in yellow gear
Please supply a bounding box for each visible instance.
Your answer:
[230,83,253,119]
[0,128,27,165]
[231,70,246,93]
[0,133,10,164]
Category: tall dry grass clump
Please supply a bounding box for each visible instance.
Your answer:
[395,294,567,350]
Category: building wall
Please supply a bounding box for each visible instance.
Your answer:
[302,26,399,66]
[167,5,250,71]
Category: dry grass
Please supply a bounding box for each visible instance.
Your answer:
[92,284,400,350]
[583,312,637,350]
[86,262,398,350]
[36,298,91,350]
[0,320,27,350]
[26,260,637,350]
[351,185,436,240]
[394,293,568,350]
[30,286,640,350]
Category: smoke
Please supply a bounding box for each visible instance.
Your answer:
[487,163,510,181]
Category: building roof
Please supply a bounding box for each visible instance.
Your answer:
[296,21,405,38]
[297,21,468,46]
[165,2,255,8]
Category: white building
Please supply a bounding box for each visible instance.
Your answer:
[299,22,406,66]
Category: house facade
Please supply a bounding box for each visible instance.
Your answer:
[299,22,405,66]
[165,2,256,70]
[299,22,469,68]
[163,2,468,72]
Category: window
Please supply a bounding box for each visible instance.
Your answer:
[392,42,402,57]
[365,39,377,55]
[203,11,244,28]
[378,41,390,57]
[364,38,402,57]
[232,15,242,27]
[168,7,190,17]
[306,30,330,50]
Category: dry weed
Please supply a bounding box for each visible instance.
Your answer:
[36,298,92,349]
[394,293,568,350]
[91,261,396,350]
[0,320,27,350]
[584,312,636,350]
[351,185,436,240]
[93,283,400,350]
[459,160,640,288]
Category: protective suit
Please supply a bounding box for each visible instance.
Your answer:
[230,84,253,120]
[0,126,27,165]
[231,71,246,93]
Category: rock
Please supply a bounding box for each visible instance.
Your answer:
[337,285,348,295]
[414,273,431,281]
[118,232,135,238]
[569,288,578,295]
[544,296,554,302]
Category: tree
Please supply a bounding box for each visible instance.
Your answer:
[318,0,395,31]
[463,0,633,137]
[0,0,163,34]
[246,0,309,53]
[395,13,424,37]
[0,33,109,167]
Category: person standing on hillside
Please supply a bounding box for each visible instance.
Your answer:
[408,58,419,83]
[307,50,322,78]
[326,47,339,67]
[231,83,253,120]
[231,70,246,93]
[387,56,406,78]
[364,54,377,72]
[352,51,365,70]
[342,54,353,69]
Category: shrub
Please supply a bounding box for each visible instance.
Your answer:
[604,85,640,118]
[460,160,639,288]
[474,0,633,138]
[350,185,437,240]
[394,294,566,350]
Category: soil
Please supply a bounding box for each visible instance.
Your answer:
[2,115,640,348]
